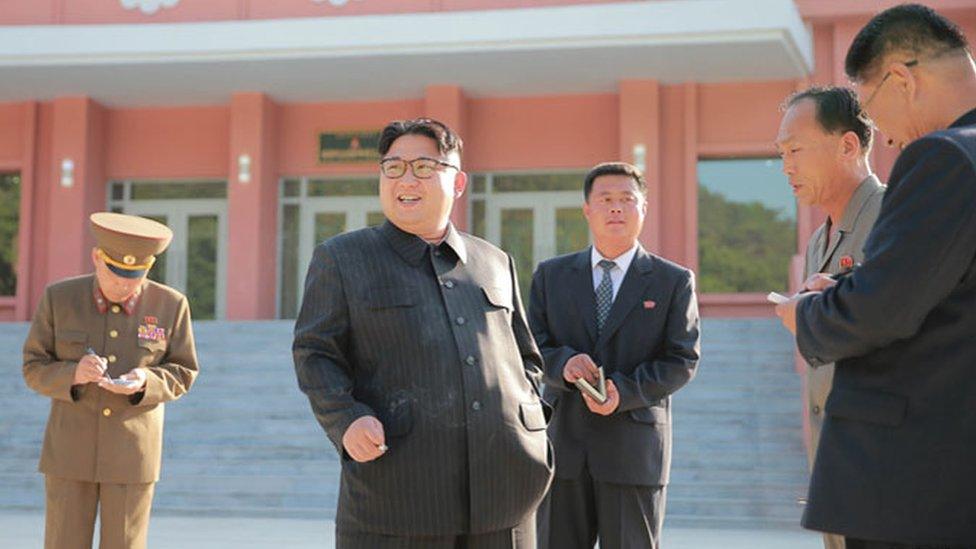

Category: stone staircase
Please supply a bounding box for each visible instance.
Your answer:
[0,318,809,529]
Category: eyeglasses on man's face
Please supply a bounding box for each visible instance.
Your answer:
[380,157,460,179]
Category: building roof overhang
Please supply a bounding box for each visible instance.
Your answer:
[0,0,813,106]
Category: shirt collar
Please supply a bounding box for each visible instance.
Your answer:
[590,242,639,274]
[379,220,467,266]
[833,175,885,233]
[93,280,141,315]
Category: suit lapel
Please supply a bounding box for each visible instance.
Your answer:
[571,250,598,346]
[818,230,846,273]
[596,247,655,349]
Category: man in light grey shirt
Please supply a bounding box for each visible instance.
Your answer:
[775,86,883,549]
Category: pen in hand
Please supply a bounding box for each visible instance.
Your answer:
[85,347,111,381]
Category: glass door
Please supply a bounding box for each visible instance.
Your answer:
[108,181,228,320]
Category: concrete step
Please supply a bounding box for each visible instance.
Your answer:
[0,317,811,530]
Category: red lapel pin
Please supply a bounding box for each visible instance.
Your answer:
[643,300,656,309]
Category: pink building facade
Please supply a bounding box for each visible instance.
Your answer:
[1,0,975,321]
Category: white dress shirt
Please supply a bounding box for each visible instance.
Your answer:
[590,243,639,303]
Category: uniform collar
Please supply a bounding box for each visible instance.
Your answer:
[379,220,468,266]
[831,175,884,234]
[93,280,142,315]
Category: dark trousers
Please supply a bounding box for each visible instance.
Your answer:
[846,538,973,549]
[537,469,665,549]
[337,515,536,549]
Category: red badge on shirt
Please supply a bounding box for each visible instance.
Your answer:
[643,300,656,309]
[839,255,855,270]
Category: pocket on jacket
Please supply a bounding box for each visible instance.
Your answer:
[519,401,548,431]
[55,329,88,360]
[628,405,667,425]
[482,286,513,312]
[366,287,417,309]
[137,338,167,354]
[380,400,413,438]
[825,387,907,427]
[57,329,88,346]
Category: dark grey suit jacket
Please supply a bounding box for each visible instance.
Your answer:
[797,108,976,545]
[293,221,553,536]
[529,246,700,486]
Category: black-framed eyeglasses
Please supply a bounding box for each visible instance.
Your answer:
[379,157,460,179]
[862,59,919,110]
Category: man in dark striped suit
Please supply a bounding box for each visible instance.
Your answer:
[293,118,553,549]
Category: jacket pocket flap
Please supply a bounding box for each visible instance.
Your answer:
[519,401,548,431]
[381,400,413,438]
[482,286,513,311]
[629,406,667,425]
[58,330,88,343]
[826,387,907,427]
[138,338,167,352]
[367,287,417,309]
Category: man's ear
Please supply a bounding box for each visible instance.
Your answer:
[453,170,468,198]
[91,247,99,268]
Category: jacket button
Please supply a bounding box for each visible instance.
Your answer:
[444,280,455,289]
[111,305,121,314]
[465,356,477,366]
[109,330,118,338]
[812,405,821,415]
[108,355,117,363]
[456,317,466,325]
[471,401,481,411]
[102,408,112,417]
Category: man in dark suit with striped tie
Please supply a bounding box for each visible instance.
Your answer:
[293,118,553,548]
[529,162,700,549]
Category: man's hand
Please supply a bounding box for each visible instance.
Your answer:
[582,379,619,415]
[97,368,147,395]
[802,273,838,292]
[74,354,108,385]
[342,416,387,463]
[563,354,599,385]
[775,292,817,335]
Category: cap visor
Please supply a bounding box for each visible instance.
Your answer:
[107,264,148,279]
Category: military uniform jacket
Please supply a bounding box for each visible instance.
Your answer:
[23,275,199,484]
[528,246,700,486]
[293,221,553,537]
[801,175,884,460]
[797,108,976,544]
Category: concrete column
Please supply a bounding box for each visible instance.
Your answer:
[618,79,662,253]
[226,92,278,319]
[47,97,107,283]
[424,85,469,231]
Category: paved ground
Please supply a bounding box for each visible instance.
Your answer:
[0,511,824,548]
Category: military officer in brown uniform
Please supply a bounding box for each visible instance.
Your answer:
[22,212,200,549]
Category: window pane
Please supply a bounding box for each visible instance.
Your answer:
[110,181,125,201]
[187,215,218,320]
[143,215,168,286]
[493,172,583,193]
[471,175,487,194]
[697,158,795,293]
[307,178,378,197]
[471,199,486,239]
[315,213,347,245]
[279,205,300,319]
[0,173,20,295]
[367,212,386,227]
[282,179,301,198]
[501,208,534,300]
[556,207,589,256]
[130,181,227,200]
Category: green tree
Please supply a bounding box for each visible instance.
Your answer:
[698,186,795,292]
